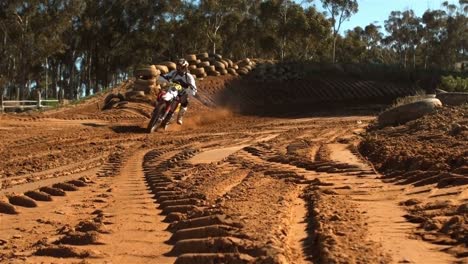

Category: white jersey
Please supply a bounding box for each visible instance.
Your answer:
[161,70,197,96]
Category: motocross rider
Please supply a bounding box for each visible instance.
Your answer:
[158,59,197,125]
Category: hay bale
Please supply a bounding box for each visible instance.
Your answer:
[154,65,169,74]
[185,54,197,61]
[161,61,176,71]
[378,98,443,127]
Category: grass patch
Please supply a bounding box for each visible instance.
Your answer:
[392,90,431,108]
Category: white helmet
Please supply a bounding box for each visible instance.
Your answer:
[177,59,189,69]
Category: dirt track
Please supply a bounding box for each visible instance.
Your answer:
[0,76,466,263]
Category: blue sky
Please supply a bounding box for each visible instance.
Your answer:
[302,0,460,34]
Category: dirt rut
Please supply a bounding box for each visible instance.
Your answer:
[1,109,464,263]
[88,149,175,263]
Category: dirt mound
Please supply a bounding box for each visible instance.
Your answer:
[360,106,467,175]
[359,105,467,257]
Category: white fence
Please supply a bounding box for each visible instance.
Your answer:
[0,98,59,112]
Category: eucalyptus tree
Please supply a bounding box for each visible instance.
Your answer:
[2,0,42,100]
[0,0,16,100]
[384,10,422,68]
[0,0,81,100]
[198,0,244,54]
[258,0,321,60]
[302,7,332,61]
[362,23,383,60]
[421,9,447,68]
[440,0,468,68]
[337,26,366,63]
[320,0,358,63]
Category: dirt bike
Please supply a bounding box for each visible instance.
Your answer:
[146,81,184,133]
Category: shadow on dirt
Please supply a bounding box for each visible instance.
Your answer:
[82,123,107,127]
[111,125,147,134]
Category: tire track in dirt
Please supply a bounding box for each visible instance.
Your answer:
[0,148,131,214]
[233,150,315,263]
[0,172,104,262]
[324,143,458,263]
[2,100,462,264]
[241,126,459,263]
[0,146,141,262]
[214,148,315,263]
[86,149,176,263]
[142,149,259,263]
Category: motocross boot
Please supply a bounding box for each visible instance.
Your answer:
[177,107,187,125]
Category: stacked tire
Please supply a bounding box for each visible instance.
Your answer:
[250,61,303,81]
[133,65,160,96]
[184,54,207,78]
[151,53,255,80]
[236,58,255,75]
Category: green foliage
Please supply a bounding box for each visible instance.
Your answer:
[0,0,466,103]
[320,0,359,62]
[440,75,468,92]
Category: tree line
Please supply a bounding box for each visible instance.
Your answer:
[0,0,466,102]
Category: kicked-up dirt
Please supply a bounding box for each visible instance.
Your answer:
[0,75,466,263]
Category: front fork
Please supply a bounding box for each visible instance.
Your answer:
[156,100,177,126]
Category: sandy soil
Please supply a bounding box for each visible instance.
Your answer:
[0,77,466,263]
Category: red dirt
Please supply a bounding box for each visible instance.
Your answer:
[360,105,468,259]
[0,77,466,263]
